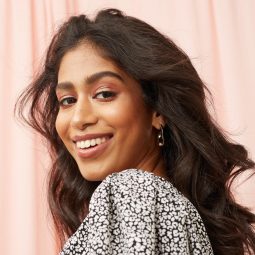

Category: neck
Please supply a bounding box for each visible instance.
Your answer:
[151,156,169,180]
[136,144,169,181]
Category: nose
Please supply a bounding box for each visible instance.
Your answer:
[71,97,98,130]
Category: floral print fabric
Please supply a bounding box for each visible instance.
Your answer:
[60,169,213,254]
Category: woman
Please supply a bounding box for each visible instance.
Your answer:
[16,8,255,254]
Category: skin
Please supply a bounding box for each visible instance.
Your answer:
[55,43,168,181]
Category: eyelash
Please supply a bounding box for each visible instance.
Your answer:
[58,91,117,107]
[93,91,117,100]
[58,97,76,107]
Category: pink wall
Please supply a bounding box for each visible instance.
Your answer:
[0,1,254,254]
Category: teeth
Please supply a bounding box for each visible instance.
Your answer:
[84,140,90,148]
[96,138,101,145]
[76,136,109,149]
[90,139,96,146]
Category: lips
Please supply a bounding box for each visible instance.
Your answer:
[72,133,113,159]
[73,133,113,142]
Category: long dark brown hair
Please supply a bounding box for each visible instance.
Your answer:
[16,8,255,254]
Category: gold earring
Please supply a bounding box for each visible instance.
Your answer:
[158,125,164,146]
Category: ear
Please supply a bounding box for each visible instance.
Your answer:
[152,112,165,130]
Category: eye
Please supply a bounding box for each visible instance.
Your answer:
[59,97,77,106]
[93,91,116,100]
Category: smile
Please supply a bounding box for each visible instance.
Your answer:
[76,136,108,149]
[73,134,113,159]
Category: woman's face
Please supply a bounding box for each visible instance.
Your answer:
[55,43,161,181]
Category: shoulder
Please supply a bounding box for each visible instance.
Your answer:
[93,169,193,214]
[103,168,174,191]
[78,169,213,254]
[101,168,177,197]
[103,169,209,224]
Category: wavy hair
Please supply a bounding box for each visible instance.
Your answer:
[16,8,255,254]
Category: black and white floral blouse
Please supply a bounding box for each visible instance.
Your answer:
[60,169,213,254]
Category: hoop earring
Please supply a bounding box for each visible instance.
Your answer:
[158,125,164,146]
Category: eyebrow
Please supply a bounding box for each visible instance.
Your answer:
[56,71,124,91]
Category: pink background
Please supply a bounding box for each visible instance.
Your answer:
[0,1,254,254]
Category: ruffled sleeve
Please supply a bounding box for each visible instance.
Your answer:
[60,169,213,254]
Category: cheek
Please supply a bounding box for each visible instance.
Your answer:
[99,98,143,127]
[99,96,152,137]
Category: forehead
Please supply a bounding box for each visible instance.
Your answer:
[58,43,125,81]
[56,43,144,98]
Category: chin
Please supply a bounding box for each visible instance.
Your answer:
[79,167,115,182]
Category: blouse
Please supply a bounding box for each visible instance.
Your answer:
[60,169,214,254]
